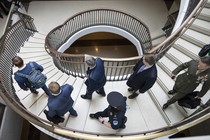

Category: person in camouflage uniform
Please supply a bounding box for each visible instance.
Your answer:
[163,56,210,109]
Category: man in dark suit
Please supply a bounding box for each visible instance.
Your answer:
[45,81,77,124]
[81,55,107,100]
[126,54,157,99]
[12,56,50,95]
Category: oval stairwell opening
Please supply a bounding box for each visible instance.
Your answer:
[64,32,139,58]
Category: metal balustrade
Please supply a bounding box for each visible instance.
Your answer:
[0,0,210,139]
[46,9,152,51]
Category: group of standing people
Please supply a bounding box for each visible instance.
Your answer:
[12,46,210,129]
[12,56,77,125]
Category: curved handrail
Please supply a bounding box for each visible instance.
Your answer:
[46,8,152,52]
[0,0,210,140]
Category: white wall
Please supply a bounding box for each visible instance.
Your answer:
[172,0,190,32]
[0,107,23,140]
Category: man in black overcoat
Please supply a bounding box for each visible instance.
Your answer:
[126,54,157,99]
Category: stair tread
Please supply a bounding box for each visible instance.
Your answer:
[185,29,210,44]
[175,38,201,56]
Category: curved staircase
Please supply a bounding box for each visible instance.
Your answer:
[2,0,210,139]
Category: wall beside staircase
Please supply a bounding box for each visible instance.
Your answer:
[0,107,23,140]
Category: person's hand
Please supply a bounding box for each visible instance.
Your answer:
[171,73,176,79]
[98,116,104,123]
[195,96,201,99]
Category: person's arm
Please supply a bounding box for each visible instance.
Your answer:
[62,84,74,97]
[172,60,191,75]
[197,79,210,98]
[98,117,112,129]
[14,75,28,90]
[33,62,44,72]
[86,78,98,93]
[137,77,156,93]
[17,82,28,90]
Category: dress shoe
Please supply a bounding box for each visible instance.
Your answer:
[162,103,169,109]
[96,90,106,96]
[33,91,39,94]
[89,114,95,119]
[81,94,92,100]
[128,87,134,92]
[168,90,175,95]
[128,93,139,99]
[70,109,78,117]
[44,109,48,115]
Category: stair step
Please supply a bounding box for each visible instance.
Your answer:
[136,91,169,130]
[174,39,200,59]
[65,83,90,131]
[17,52,49,59]
[167,47,192,63]
[189,24,210,36]
[150,82,185,124]
[22,55,51,63]
[28,94,48,116]
[70,77,85,101]
[156,64,174,90]
[193,18,210,30]
[198,13,210,22]
[181,34,206,48]
[159,56,178,72]
[184,29,210,44]
[201,7,210,16]
[206,2,210,8]
[19,47,46,53]
[23,41,45,48]
[27,36,45,43]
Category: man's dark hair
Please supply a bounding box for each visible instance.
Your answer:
[144,54,156,65]
[12,56,24,67]
[200,56,210,66]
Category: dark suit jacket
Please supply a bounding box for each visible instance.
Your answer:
[126,58,157,93]
[85,57,106,93]
[47,84,74,117]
